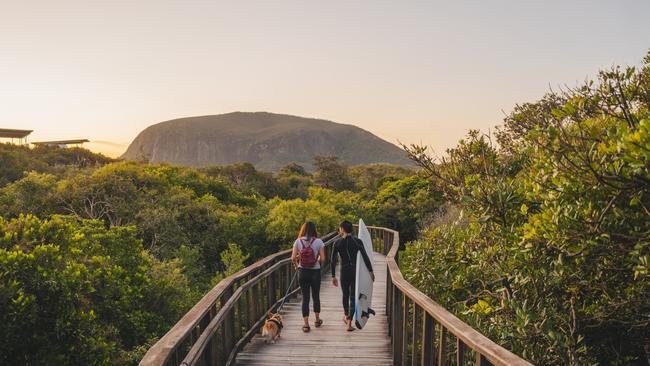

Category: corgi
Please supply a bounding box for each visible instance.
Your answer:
[261,312,283,343]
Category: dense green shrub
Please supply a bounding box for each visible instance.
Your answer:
[0,144,113,186]
[401,52,650,365]
[0,215,192,366]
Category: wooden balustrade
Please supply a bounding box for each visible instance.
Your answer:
[140,231,338,366]
[141,226,533,366]
[366,226,533,366]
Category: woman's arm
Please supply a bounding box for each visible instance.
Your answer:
[319,243,326,265]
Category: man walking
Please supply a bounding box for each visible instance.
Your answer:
[331,220,374,331]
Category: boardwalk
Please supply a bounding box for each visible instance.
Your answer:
[141,227,532,366]
[234,253,392,366]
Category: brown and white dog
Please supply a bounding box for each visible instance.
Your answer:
[261,312,283,343]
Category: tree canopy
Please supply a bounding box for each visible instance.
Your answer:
[401,51,650,365]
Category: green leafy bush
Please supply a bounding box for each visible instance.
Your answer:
[0,215,192,366]
[401,51,650,365]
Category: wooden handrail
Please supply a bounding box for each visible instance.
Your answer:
[141,226,533,366]
[366,226,533,366]
[181,258,291,365]
[140,231,338,366]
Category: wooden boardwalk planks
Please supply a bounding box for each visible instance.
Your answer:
[234,253,392,366]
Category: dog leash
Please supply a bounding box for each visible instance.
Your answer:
[276,269,299,313]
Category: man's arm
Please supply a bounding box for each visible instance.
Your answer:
[331,241,338,278]
[331,241,339,287]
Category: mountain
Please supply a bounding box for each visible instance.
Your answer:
[121,112,412,171]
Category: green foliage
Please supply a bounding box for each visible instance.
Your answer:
[349,163,413,196]
[313,155,355,191]
[0,171,58,218]
[402,51,650,365]
[0,215,192,366]
[266,195,341,245]
[220,243,249,276]
[370,175,442,243]
[276,162,313,199]
[0,143,113,186]
[278,162,309,177]
[210,243,251,286]
[203,163,283,198]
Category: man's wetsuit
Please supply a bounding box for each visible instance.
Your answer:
[331,235,373,319]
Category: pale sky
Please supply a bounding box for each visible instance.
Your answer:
[1,1,648,157]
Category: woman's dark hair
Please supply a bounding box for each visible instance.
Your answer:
[339,220,353,234]
[298,221,318,240]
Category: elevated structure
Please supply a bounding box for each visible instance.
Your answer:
[140,226,533,366]
[0,128,33,145]
[32,139,89,148]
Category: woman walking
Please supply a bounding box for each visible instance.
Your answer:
[291,221,325,332]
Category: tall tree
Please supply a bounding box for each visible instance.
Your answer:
[313,156,355,192]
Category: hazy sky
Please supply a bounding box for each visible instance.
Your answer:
[1,1,648,157]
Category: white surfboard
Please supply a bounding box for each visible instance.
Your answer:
[354,219,375,329]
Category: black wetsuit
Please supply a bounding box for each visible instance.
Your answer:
[331,235,373,319]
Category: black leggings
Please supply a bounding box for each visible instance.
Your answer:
[299,268,321,317]
[340,265,356,319]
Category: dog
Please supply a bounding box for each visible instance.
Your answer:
[261,312,283,343]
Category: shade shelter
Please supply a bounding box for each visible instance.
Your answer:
[0,128,33,145]
[32,139,90,148]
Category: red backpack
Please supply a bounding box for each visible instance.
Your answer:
[299,238,317,268]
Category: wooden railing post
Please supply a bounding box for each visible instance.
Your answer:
[214,327,222,365]
[221,287,234,365]
[438,325,448,366]
[268,269,276,309]
[393,287,403,366]
[247,286,255,330]
[457,338,466,366]
[386,270,392,335]
[412,305,420,366]
[278,266,285,309]
[402,296,409,366]
[287,264,292,294]
[235,298,242,340]
[201,306,214,366]
[384,230,389,255]
[421,313,435,366]
[476,354,490,366]
[255,282,262,321]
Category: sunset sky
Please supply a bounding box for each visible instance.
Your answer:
[1,0,648,158]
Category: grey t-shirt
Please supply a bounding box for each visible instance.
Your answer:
[293,237,324,269]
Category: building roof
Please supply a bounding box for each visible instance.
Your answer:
[0,128,33,138]
[33,139,90,146]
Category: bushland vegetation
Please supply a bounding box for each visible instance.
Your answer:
[401,51,650,365]
[0,145,432,365]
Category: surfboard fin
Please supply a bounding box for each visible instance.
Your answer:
[360,308,376,319]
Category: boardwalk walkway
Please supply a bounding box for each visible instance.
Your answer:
[234,253,392,366]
